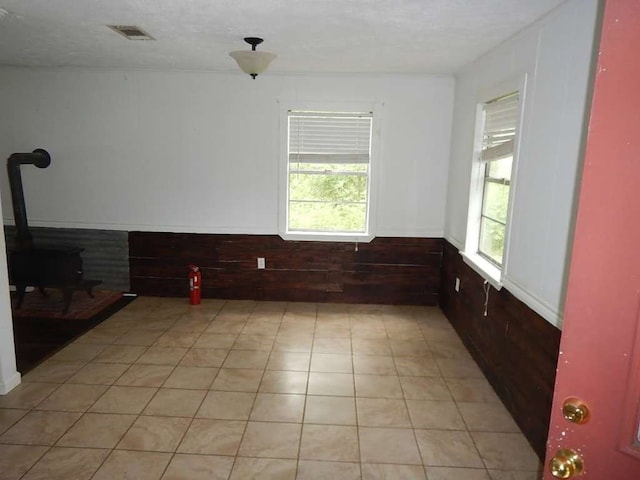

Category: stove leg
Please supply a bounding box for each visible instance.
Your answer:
[62,289,73,314]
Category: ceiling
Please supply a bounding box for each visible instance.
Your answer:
[0,0,567,75]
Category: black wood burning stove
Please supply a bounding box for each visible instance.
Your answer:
[7,149,100,313]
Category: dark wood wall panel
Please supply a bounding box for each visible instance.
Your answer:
[439,240,560,460]
[129,232,442,305]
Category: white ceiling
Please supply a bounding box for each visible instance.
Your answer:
[0,0,567,75]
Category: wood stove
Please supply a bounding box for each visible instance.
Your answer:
[7,149,101,313]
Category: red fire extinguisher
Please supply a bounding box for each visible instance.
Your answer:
[188,265,201,305]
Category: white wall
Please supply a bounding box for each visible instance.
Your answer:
[0,70,454,238]
[444,0,599,327]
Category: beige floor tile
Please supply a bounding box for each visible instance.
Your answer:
[389,340,430,357]
[114,329,163,346]
[116,365,174,387]
[266,352,311,371]
[205,320,246,334]
[250,393,305,423]
[425,467,490,480]
[406,400,466,429]
[163,366,218,389]
[414,429,483,467]
[315,324,351,337]
[229,457,297,480]
[21,446,109,480]
[351,338,392,356]
[211,368,263,392]
[355,374,403,398]
[310,353,353,373]
[400,376,452,400]
[180,348,229,367]
[153,331,200,348]
[194,333,238,349]
[242,321,281,336]
[308,372,354,396]
[0,382,59,409]
[273,335,314,353]
[0,411,81,445]
[457,402,520,432]
[223,350,270,369]
[76,328,124,344]
[92,450,172,480]
[259,370,308,394]
[0,444,48,480]
[233,334,276,351]
[117,415,190,452]
[197,391,256,420]
[445,378,501,403]
[89,386,157,414]
[50,343,107,362]
[35,383,107,412]
[161,454,234,480]
[0,409,28,435]
[57,412,136,448]
[67,362,129,385]
[94,345,147,363]
[487,470,540,480]
[169,317,212,333]
[278,322,316,337]
[299,424,359,462]
[358,427,422,465]
[393,356,440,377]
[143,388,206,417]
[136,347,188,366]
[238,421,301,459]
[436,358,484,379]
[429,340,475,360]
[353,355,397,375]
[22,361,85,383]
[297,460,361,479]
[471,432,539,471]
[304,395,356,425]
[356,398,411,427]
[178,418,246,455]
[312,337,352,354]
[362,463,426,479]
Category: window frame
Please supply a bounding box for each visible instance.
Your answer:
[462,76,527,288]
[278,101,381,243]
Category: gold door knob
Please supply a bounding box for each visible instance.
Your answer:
[550,449,584,478]
[562,398,590,424]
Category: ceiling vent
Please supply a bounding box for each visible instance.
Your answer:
[108,25,155,40]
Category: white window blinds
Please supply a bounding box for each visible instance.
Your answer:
[288,111,372,164]
[481,93,519,163]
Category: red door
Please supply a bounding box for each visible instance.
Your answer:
[544,0,640,478]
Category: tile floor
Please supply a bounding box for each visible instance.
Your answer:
[0,297,542,479]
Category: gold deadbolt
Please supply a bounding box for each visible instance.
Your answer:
[562,398,590,424]
[550,448,584,478]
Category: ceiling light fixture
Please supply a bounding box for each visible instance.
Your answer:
[229,37,276,79]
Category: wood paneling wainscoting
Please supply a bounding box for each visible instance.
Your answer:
[129,232,442,305]
[439,240,561,459]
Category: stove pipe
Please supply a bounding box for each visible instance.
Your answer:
[6,149,51,251]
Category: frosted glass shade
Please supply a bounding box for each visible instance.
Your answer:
[229,50,277,76]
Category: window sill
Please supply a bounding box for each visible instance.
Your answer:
[279,231,375,243]
[459,250,503,290]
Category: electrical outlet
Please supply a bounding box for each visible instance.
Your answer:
[257,257,266,269]
[455,277,460,292]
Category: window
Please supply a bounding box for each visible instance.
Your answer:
[463,86,522,286]
[283,110,374,238]
[477,92,518,266]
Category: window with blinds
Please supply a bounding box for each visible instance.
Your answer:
[287,111,373,233]
[478,92,519,266]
